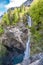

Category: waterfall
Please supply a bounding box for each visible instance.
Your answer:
[21,16,32,65]
[24,16,31,60]
[28,16,31,27]
[24,35,30,60]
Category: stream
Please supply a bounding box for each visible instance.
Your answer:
[21,16,32,65]
[24,16,31,60]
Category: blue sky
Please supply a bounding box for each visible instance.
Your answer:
[0,0,9,16]
[0,0,27,16]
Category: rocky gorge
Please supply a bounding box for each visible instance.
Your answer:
[0,0,43,65]
[0,15,43,65]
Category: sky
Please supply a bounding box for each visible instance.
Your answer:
[0,0,27,16]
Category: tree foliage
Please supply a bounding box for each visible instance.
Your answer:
[29,0,43,28]
[2,13,10,25]
[29,0,43,54]
[2,6,28,26]
[0,25,4,35]
[29,0,43,40]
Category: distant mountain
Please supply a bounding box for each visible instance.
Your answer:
[23,0,33,6]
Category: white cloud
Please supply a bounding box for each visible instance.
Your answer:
[0,0,27,16]
[0,3,7,16]
[5,0,27,9]
[0,11,4,16]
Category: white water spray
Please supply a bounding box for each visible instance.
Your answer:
[21,16,32,65]
[24,16,31,60]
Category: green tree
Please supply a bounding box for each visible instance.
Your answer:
[12,8,19,25]
[29,0,43,28]
[2,13,10,25]
[0,25,4,35]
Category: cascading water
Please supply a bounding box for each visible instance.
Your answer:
[24,16,31,61]
[24,33,31,60]
[21,16,32,65]
[28,16,31,27]
[24,16,31,60]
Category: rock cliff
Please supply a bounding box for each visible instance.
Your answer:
[1,21,28,65]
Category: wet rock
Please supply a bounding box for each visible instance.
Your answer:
[38,58,43,65]
[29,60,40,65]
[29,58,43,65]
[30,53,43,63]
[16,53,43,65]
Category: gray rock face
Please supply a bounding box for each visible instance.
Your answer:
[30,53,43,63]
[23,0,33,6]
[2,26,28,51]
[29,58,43,65]
[38,58,43,65]
[1,21,28,65]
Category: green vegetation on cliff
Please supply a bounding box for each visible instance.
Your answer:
[1,6,28,26]
[0,25,4,35]
[29,0,43,54]
[0,6,29,35]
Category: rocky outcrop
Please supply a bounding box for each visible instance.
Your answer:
[29,60,40,65]
[29,58,43,65]
[30,53,43,63]
[1,21,28,65]
[2,25,28,51]
[23,0,33,6]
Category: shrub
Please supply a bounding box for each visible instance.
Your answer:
[0,25,4,35]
